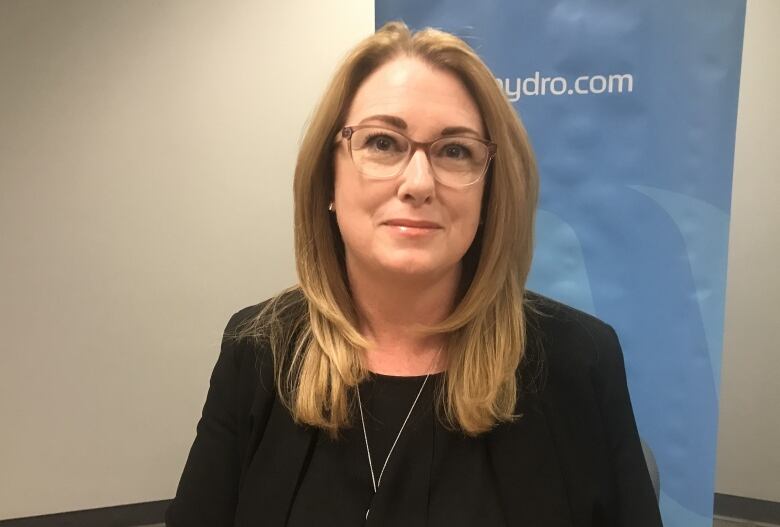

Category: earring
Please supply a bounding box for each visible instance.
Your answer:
[328,202,334,212]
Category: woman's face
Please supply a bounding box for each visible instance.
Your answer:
[333,57,487,282]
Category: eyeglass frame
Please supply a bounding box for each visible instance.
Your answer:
[337,125,498,189]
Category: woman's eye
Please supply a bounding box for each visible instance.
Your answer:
[366,134,396,151]
[443,144,471,159]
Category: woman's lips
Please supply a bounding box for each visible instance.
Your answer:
[382,219,443,236]
[384,219,442,228]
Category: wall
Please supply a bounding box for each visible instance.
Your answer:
[0,0,373,519]
[715,0,780,504]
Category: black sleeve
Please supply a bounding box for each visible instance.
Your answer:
[165,313,249,527]
[594,324,664,527]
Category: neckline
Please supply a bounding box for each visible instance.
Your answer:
[368,370,446,384]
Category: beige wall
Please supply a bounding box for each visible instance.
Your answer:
[0,0,778,521]
[0,0,373,519]
[715,0,780,504]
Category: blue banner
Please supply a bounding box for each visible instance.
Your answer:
[376,2,745,526]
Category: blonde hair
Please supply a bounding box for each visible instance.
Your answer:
[240,21,539,437]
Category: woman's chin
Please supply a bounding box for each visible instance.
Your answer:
[374,254,454,280]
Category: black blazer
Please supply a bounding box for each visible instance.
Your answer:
[166,292,663,526]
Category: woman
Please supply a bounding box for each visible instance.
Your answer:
[166,21,663,527]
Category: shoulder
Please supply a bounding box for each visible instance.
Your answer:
[218,302,268,376]
[224,287,308,347]
[220,287,308,383]
[224,287,307,342]
[522,290,623,388]
[520,294,662,525]
[524,290,619,349]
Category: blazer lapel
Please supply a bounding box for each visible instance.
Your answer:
[233,397,316,527]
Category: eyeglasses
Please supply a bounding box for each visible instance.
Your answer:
[339,125,497,189]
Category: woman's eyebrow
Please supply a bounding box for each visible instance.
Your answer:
[358,114,408,129]
[440,126,481,137]
[358,115,482,137]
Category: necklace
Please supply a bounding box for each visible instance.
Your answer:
[357,349,442,520]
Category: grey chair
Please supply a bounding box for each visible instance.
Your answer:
[640,438,661,501]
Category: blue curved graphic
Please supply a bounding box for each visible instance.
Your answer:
[527,209,595,315]
[630,184,731,392]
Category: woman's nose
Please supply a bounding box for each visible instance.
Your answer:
[397,148,436,205]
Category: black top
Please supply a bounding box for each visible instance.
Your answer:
[166,291,664,527]
[286,372,505,526]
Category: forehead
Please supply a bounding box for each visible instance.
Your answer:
[345,57,485,137]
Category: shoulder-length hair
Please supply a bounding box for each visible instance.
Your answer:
[240,21,539,437]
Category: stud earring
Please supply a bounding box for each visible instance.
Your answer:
[328,202,334,212]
